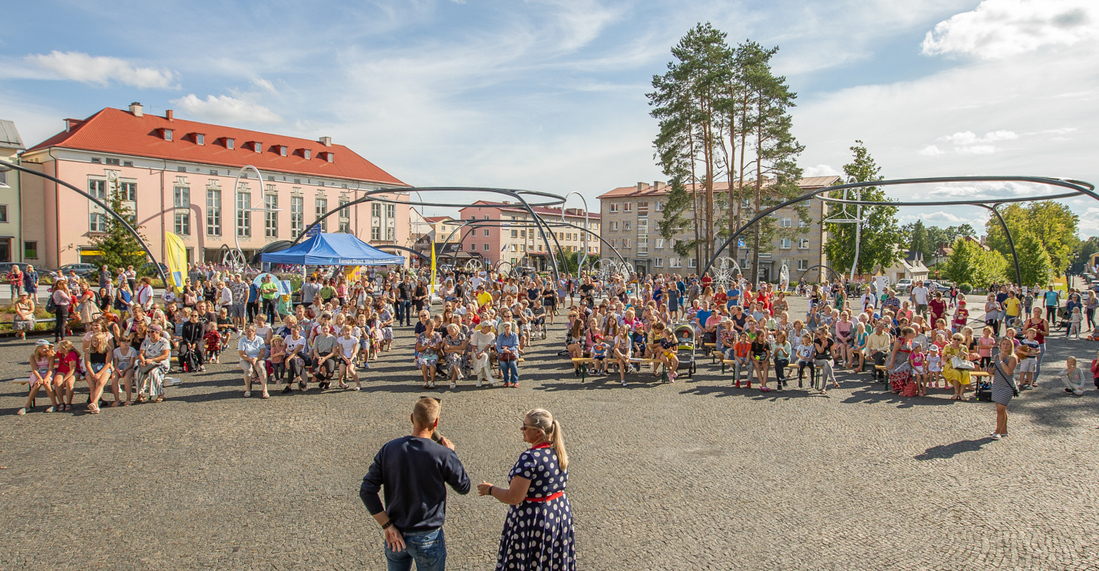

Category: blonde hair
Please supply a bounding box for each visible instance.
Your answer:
[413,397,441,429]
[525,408,568,471]
[91,333,108,352]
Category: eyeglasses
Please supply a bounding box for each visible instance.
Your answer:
[520,424,540,432]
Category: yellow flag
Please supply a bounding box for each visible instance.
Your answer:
[430,238,437,296]
[163,231,187,293]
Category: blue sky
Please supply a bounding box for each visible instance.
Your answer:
[2,0,1097,237]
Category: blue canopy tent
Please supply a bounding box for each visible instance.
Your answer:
[260,233,405,266]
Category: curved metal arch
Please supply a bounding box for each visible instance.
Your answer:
[440,216,571,280]
[291,186,567,287]
[701,175,1098,286]
[438,217,627,272]
[0,161,170,287]
[796,264,846,284]
[372,244,430,262]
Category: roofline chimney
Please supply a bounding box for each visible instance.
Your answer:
[319,136,332,147]
[165,109,173,121]
[129,102,143,117]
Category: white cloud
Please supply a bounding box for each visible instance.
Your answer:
[25,51,177,89]
[1079,207,1099,234]
[931,130,1019,154]
[803,164,839,177]
[170,94,282,124]
[252,78,276,94]
[919,145,944,157]
[921,0,1098,60]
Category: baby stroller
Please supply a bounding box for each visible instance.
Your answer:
[674,324,697,378]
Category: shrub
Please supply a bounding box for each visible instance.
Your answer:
[959,283,972,294]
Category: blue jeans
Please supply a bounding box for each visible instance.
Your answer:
[501,359,519,385]
[385,527,446,571]
[400,301,412,325]
[1035,342,1047,378]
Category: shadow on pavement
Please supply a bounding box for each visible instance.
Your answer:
[914,438,988,461]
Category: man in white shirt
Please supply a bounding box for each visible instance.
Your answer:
[911,281,929,316]
[219,281,233,310]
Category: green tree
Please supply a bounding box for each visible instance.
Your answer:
[909,220,930,263]
[1015,231,1053,287]
[943,237,975,285]
[89,184,149,272]
[824,141,900,276]
[943,237,1008,287]
[1070,236,1099,274]
[985,202,1079,274]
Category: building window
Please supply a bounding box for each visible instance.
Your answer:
[120,181,137,202]
[372,227,381,241]
[623,202,632,212]
[315,197,328,232]
[24,241,37,259]
[483,243,490,251]
[89,178,106,200]
[236,190,252,238]
[656,238,664,250]
[610,221,618,231]
[781,217,792,228]
[780,238,791,249]
[291,195,304,237]
[609,203,618,213]
[89,212,107,232]
[265,193,278,238]
[0,205,7,222]
[338,195,350,233]
[469,243,476,251]
[174,185,190,209]
[624,221,631,231]
[387,204,396,218]
[799,220,808,228]
[206,189,222,236]
[174,212,190,235]
[623,238,631,248]
[106,158,120,166]
[483,229,490,237]
[511,230,518,238]
[799,239,810,250]
[798,259,809,271]
[688,258,697,268]
[654,258,663,268]
[655,201,663,212]
[386,227,395,241]
[670,257,681,268]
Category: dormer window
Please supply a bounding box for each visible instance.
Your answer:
[226,138,235,149]
[161,128,174,141]
[303,149,311,160]
[279,145,287,157]
[251,141,262,153]
[320,151,334,163]
[194,133,205,145]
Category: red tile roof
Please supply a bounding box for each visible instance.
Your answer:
[597,176,841,199]
[26,107,407,186]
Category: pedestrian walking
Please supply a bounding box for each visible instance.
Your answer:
[360,397,471,571]
[990,337,1019,440]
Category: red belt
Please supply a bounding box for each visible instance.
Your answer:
[525,491,564,503]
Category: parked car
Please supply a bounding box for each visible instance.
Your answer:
[59,263,97,275]
[894,279,913,293]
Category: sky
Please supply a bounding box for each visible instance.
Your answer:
[1,0,1097,237]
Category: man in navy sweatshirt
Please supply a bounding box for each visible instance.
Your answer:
[360,397,470,571]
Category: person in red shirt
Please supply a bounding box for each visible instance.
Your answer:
[51,340,81,412]
[951,300,969,333]
[928,292,948,327]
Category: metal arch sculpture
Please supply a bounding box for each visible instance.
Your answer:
[464,258,486,272]
[437,217,570,275]
[0,161,171,287]
[291,186,568,286]
[436,217,630,274]
[796,263,846,284]
[711,257,743,292]
[700,176,1097,287]
[371,244,430,262]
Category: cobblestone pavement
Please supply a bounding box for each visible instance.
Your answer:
[1,295,1098,570]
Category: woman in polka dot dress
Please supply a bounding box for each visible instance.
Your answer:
[478,408,576,571]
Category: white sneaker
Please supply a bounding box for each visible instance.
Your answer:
[450,382,456,389]
[476,380,482,387]
[243,391,251,397]
[1075,388,1085,395]
[16,408,26,415]
[990,433,1001,440]
[621,380,627,387]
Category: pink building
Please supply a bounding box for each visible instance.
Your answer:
[20,103,410,269]
[457,201,600,269]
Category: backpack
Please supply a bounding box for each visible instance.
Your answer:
[45,293,57,314]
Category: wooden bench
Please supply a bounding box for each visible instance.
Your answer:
[570,356,663,382]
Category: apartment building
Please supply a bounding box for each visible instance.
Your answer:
[0,119,24,263]
[597,177,841,282]
[458,201,600,268]
[20,103,410,268]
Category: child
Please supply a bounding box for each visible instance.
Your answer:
[976,326,996,372]
[591,333,608,375]
[1016,328,1041,389]
[269,336,288,388]
[732,332,752,388]
[336,324,361,390]
[1069,307,1082,339]
[612,326,632,387]
[378,306,394,351]
[51,340,81,412]
[112,336,137,405]
[927,345,943,388]
[1059,356,1086,395]
[204,321,222,364]
[795,333,815,389]
[17,340,56,415]
[951,300,969,334]
[656,324,680,382]
[909,342,927,397]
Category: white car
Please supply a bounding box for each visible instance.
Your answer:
[894,279,913,293]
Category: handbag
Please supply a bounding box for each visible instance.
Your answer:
[498,351,517,362]
[950,356,975,370]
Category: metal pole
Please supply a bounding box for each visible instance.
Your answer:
[985,204,1023,286]
[0,161,170,287]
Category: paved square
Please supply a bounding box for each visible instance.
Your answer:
[2,295,1098,570]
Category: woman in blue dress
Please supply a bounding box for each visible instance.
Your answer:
[478,408,576,571]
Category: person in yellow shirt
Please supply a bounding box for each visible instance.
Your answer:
[475,285,493,309]
[1003,291,1022,328]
